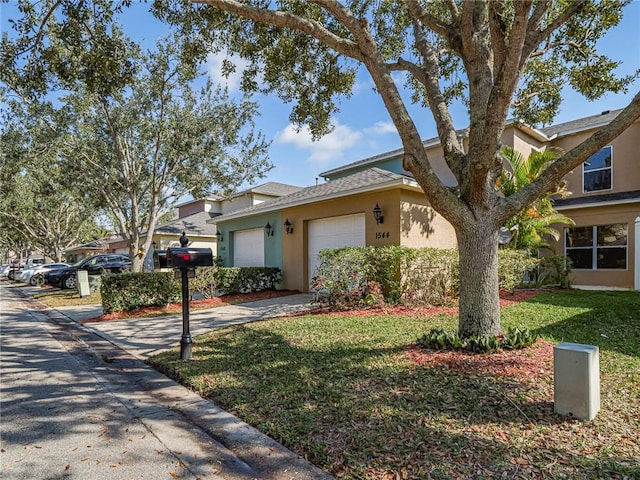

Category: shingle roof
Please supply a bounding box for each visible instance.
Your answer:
[154,211,220,236]
[554,189,640,209]
[228,181,303,199]
[212,168,418,222]
[540,109,623,137]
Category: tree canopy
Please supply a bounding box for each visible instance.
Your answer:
[153,0,639,336]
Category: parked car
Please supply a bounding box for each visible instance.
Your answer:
[0,264,11,277]
[7,263,21,280]
[16,263,70,286]
[44,254,131,290]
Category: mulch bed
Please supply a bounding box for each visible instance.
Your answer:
[81,289,300,323]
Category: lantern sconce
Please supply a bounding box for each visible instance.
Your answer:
[216,231,223,242]
[284,218,293,235]
[373,204,384,224]
[265,222,274,237]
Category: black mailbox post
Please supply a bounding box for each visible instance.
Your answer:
[166,232,214,360]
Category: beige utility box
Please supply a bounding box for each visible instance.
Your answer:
[76,270,90,298]
[553,342,600,421]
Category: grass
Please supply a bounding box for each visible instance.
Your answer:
[149,289,640,479]
[33,287,102,307]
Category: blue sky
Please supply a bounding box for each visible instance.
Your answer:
[2,1,639,190]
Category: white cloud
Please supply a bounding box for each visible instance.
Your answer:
[365,121,397,136]
[274,120,364,165]
[206,51,250,93]
[274,118,399,166]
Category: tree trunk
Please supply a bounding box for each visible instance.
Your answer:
[130,245,143,272]
[456,221,501,338]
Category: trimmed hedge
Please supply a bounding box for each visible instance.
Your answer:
[101,272,181,314]
[101,267,282,314]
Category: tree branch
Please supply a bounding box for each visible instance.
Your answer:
[194,0,365,61]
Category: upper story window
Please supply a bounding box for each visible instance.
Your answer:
[583,146,612,192]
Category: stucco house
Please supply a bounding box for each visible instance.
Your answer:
[64,182,301,261]
[212,109,639,292]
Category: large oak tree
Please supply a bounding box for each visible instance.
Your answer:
[2,3,271,272]
[155,0,640,337]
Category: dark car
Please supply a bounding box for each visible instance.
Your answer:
[45,254,131,290]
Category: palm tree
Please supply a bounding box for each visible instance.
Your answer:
[497,147,574,254]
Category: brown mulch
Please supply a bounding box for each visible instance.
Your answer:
[80,289,300,324]
[316,288,543,317]
[406,339,555,383]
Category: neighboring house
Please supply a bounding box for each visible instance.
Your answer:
[541,110,640,290]
[63,183,301,261]
[213,110,639,292]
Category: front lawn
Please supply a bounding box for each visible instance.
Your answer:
[148,290,640,479]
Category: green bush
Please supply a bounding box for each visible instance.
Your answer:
[530,255,572,288]
[189,261,281,298]
[497,249,540,291]
[417,327,539,354]
[312,246,550,310]
[101,272,180,314]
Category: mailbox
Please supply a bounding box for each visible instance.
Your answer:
[153,250,169,269]
[166,247,214,268]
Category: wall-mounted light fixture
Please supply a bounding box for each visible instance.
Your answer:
[284,218,293,235]
[216,231,223,242]
[265,222,274,237]
[373,204,384,224]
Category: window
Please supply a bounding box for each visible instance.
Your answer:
[565,224,627,270]
[583,146,612,192]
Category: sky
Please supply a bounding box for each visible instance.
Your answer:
[2,1,639,190]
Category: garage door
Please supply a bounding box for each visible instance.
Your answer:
[308,213,366,283]
[233,228,264,267]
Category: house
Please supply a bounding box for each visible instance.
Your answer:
[63,182,302,261]
[212,110,639,292]
[541,110,640,290]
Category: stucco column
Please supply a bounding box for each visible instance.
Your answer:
[635,217,640,291]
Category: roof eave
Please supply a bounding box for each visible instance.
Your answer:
[212,177,421,223]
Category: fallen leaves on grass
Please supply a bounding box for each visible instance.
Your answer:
[406,338,555,385]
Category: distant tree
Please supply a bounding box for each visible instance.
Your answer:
[153,0,640,337]
[0,100,105,262]
[497,147,574,254]
[56,38,271,271]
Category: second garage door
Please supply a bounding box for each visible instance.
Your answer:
[233,228,265,267]
[308,213,366,283]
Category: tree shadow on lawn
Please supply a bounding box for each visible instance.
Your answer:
[150,323,638,478]
[504,289,640,358]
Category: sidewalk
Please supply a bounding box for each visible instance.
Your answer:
[1,282,331,479]
[56,293,318,359]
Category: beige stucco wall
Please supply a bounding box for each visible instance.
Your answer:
[551,121,640,199]
[550,203,638,289]
[399,190,457,249]
[279,187,457,292]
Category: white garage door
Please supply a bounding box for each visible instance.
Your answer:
[233,228,264,267]
[308,213,366,283]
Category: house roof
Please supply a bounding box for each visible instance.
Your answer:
[154,211,220,236]
[554,189,640,210]
[227,181,303,199]
[539,109,623,138]
[212,168,420,223]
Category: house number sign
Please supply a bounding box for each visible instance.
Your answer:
[375,232,390,239]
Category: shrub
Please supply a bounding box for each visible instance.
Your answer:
[497,249,540,291]
[216,267,281,295]
[530,255,572,288]
[417,327,539,354]
[101,272,180,314]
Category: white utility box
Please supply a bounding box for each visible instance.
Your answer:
[553,342,600,421]
[76,270,90,298]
